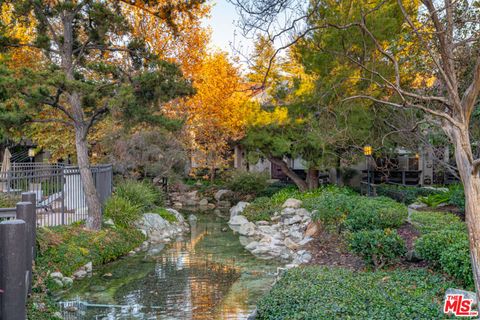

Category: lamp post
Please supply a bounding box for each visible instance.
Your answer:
[363,145,373,196]
[28,148,35,163]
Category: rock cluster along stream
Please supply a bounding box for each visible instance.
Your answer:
[228,198,317,268]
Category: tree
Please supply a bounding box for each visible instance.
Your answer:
[0,1,195,230]
[176,51,254,180]
[231,0,480,300]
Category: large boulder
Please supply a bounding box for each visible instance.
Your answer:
[282,198,303,209]
[136,213,185,243]
[239,222,257,237]
[215,189,233,201]
[166,208,185,224]
[228,215,249,226]
[230,201,250,218]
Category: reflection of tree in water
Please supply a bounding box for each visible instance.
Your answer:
[113,226,241,319]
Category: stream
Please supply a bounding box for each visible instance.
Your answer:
[59,213,280,319]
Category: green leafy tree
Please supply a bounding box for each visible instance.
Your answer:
[0,1,197,230]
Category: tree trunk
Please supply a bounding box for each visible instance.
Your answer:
[306,167,319,190]
[75,123,102,230]
[269,157,308,191]
[449,126,480,302]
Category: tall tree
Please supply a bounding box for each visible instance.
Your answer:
[232,0,480,299]
[0,0,195,230]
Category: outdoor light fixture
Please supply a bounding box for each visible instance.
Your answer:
[415,153,420,159]
[28,148,35,158]
[363,145,373,156]
[363,145,373,196]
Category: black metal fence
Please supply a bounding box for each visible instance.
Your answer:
[0,163,113,227]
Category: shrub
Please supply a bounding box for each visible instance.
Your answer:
[104,195,141,228]
[36,224,145,276]
[348,229,406,269]
[257,181,291,198]
[115,180,164,210]
[0,194,20,207]
[376,184,440,204]
[415,229,468,263]
[410,211,465,235]
[154,207,177,223]
[243,196,280,222]
[447,184,465,210]
[439,240,474,288]
[306,193,357,232]
[344,197,408,232]
[256,267,455,320]
[226,170,269,195]
[417,193,451,208]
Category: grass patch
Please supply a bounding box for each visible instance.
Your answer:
[153,207,177,223]
[256,266,455,320]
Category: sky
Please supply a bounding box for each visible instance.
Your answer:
[208,1,253,55]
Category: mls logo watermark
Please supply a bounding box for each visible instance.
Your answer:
[444,294,478,317]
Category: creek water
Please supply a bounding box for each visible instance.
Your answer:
[59,213,280,319]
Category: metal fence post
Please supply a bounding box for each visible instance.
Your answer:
[21,192,37,258]
[15,202,34,296]
[0,219,27,320]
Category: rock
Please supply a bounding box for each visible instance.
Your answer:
[50,272,63,279]
[215,189,233,201]
[293,250,312,264]
[221,227,228,232]
[104,218,115,226]
[285,263,299,269]
[173,202,183,209]
[84,262,93,273]
[281,207,296,216]
[284,237,300,250]
[102,273,113,278]
[295,208,311,216]
[245,241,259,251]
[408,202,427,210]
[230,201,250,217]
[217,200,232,208]
[282,198,303,209]
[305,221,320,237]
[166,208,185,224]
[199,198,209,206]
[405,250,423,262]
[64,305,78,312]
[73,270,87,279]
[256,220,269,226]
[188,214,198,223]
[52,278,64,288]
[228,215,249,226]
[299,236,313,246]
[207,203,216,209]
[62,277,73,287]
[247,308,258,320]
[257,225,275,236]
[445,288,477,307]
[284,215,302,225]
[239,222,257,237]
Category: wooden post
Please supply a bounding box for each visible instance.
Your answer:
[21,192,37,257]
[15,202,34,296]
[0,219,27,320]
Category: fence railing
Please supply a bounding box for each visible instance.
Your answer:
[0,163,112,227]
[0,193,37,319]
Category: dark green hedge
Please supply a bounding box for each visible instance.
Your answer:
[256,267,455,320]
[376,184,440,204]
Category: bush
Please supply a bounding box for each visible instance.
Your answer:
[376,184,440,204]
[243,196,280,222]
[256,267,455,320]
[417,193,451,208]
[447,184,465,210]
[104,195,141,228]
[410,211,465,235]
[306,193,357,232]
[115,180,164,210]
[415,229,468,263]
[36,224,145,276]
[348,229,406,269]
[226,170,269,195]
[154,207,177,223]
[439,239,474,288]
[344,197,408,232]
[0,194,20,207]
[257,181,291,198]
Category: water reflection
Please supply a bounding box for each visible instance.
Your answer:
[60,214,279,319]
